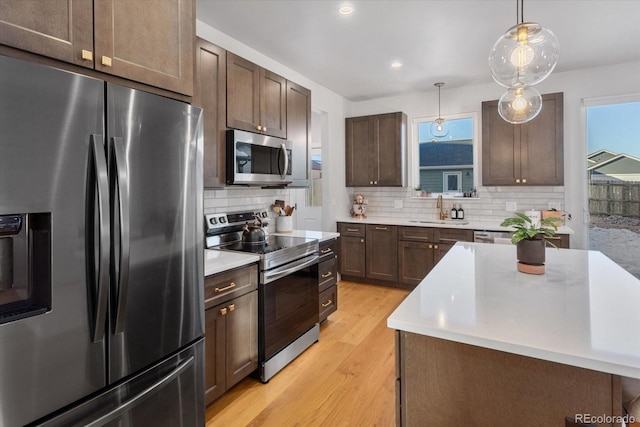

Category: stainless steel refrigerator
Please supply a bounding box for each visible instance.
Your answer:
[0,55,204,426]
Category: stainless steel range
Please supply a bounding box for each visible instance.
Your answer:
[205,210,320,382]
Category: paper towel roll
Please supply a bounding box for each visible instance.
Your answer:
[525,210,541,227]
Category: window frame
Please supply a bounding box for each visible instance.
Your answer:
[411,111,479,196]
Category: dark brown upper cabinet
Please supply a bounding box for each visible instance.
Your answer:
[226,52,286,139]
[193,38,227,188]
[482,92,564,186]
[345,112,407,187]
[0,0,195,96]
[286,80,312,186]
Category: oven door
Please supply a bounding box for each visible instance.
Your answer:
[260,254,319,361]
[226,129,292,185]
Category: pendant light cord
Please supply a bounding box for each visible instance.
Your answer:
[438,85,441,118]
[517,0,524,25]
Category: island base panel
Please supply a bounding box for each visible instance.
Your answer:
[397,332,623,426]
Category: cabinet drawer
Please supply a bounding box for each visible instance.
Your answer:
[319,238,337,262]
[318,257,337,292]
[398,226,434,242]
[437,228,474,244]
[338,222,366,237]
[319,285,337,322]
[204,264,258,309]
[544,234,570,249]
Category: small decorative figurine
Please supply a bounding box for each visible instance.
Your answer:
[350,193,367,219]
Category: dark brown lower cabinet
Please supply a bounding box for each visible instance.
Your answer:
[318,239,338,321]
[398,241,434,286]
[365,224,397,281]
[339,235,366,277]
[398,226,435,286]
[204,265,258,405]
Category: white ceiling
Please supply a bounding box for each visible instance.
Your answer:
[196,0,640,102]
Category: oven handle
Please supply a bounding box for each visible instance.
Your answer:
[263,254,319,284]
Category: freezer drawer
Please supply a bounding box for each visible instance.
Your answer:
[32,339,205,427]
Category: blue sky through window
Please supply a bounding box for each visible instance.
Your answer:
[587,102,640,158]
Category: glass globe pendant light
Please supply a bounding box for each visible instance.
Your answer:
[488,0,559,88]
[498,86,542,124]
[430,82,449,138]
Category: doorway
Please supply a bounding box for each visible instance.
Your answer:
[585,98,640,279]
[292,110,327,231]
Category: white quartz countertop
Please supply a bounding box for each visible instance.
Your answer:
[337,215,574,235]
[204,249,260,277]
[387,242,640,379]
[271,229,340,241]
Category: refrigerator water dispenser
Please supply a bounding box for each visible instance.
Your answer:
[0,213,51,324]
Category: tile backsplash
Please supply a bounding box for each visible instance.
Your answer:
[204,187,291,232]
[348,186,565,223]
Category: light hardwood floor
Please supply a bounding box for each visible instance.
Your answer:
[205,280,410,427]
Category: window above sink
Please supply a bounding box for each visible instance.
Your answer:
[411,113,478,198]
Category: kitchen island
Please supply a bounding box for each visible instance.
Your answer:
[388,242,640,426]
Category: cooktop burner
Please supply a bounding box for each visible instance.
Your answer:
[205,210,319,271]
[214,235,313,255]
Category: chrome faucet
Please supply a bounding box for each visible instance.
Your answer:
[436,195,448,220]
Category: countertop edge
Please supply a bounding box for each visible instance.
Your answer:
[204,250,260,277]
[337,216,575,235]
[270,230,340,241]
[387,318,640,379]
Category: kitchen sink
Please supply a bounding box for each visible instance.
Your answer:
[409,219,469,225]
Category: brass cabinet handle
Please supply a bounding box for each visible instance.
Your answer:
[263,127,267,132]
[545,236,561,240]
[214,282,236,293]
[515,178,521,183]
[321,272,333,278]
[428,244,433,249]
[228,304,235,312]
[369,181,374,184]
[321,300,333,307]
[434,245,439,249]
[360,239,364,243]
[346,228,360,232]
[101,56,112,66]
[522,178,527,183]
[320,248,332,254]
[81,50,93,61]
[220,307,227,315]
[375,226,388,231]
[257,125,262,131]
[374,181,378,185]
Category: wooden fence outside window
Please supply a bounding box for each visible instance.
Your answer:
[589,181,640,217]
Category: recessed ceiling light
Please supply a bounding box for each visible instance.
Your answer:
[339,5,354,15]
[391,61,402,68]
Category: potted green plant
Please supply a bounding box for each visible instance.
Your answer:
[500,212,563,274]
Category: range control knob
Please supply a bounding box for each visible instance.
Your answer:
[219,217,227,224]
[209,217,217,225]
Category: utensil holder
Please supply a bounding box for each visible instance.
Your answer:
[276,216,293,232]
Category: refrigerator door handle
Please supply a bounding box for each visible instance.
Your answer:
[89,135,110,343]
[111,137,130,334]
[84,355,195,427]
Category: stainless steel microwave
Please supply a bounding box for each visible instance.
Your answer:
[226,129,293,186]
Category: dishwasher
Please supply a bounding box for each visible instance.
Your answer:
[473,230,513,244]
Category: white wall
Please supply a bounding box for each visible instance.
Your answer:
[347,61,640,249]
[197,19,640,247]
